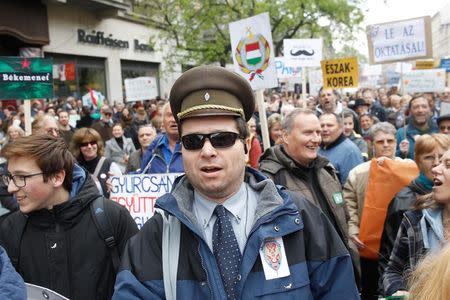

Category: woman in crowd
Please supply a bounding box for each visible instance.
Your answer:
[379,134,450,291]
[267,113,283,146]
[70,128,122,198]
[383,147,450,297]
[343,112,368,160]
[4,125,25,146]
[247,117,262,169]
[359,113,376,138]
[105,123,136,173]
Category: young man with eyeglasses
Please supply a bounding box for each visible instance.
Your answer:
[0,134,138,299]
[113,66,359,299]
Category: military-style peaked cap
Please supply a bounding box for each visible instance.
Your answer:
[169,66,255,122]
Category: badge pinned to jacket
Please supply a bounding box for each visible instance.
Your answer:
[259,236,290,280]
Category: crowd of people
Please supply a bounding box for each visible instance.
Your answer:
[0,65,449,299]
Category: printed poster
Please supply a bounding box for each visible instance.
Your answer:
[229,13,278,90]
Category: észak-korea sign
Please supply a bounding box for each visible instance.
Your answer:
[0,57,53,99]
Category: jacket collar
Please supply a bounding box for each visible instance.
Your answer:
[321,133,346,150]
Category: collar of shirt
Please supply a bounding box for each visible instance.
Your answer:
[194,182,247,229]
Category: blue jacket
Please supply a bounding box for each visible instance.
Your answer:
[0,246,26,300]
[140,134,184,174]
[319,134,363,185]
[113,168,359,299]
[395,119,438,159]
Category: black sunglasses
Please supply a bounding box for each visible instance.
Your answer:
[181,132,241,150]
[80,141,97,147]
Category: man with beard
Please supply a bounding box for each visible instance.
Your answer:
[396,94,438,159]
[57,110,75,145]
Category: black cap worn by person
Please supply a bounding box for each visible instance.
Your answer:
[437,114,450,126]
[169,66,255,123]
[353,98,370,109]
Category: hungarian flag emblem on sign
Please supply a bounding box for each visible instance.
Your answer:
[0,57,53,100]
[235,31,270,81]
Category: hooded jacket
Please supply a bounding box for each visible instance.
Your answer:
[259,145,350,244]
[113,168,359,299]
[140,134,183,174]
[0,165,138,300]
[0,246,25,300]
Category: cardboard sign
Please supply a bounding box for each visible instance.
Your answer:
[229,13,278,90]
[367,16,432,64]
[0,57,53,99]
[110,173,183,229]
[274,57,302,79]
[320,57,358,89]
[402,68,446,93]
[283,39,323,67]
[124,76,158,102]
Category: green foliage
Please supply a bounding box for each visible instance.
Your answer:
[134,0,365,67]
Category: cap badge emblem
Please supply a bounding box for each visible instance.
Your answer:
[204,92,210,101]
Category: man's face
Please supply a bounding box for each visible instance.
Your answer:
[320,114,342,146]
[441,87,450,103]
[138,127,156,149]
[162,105,179,140]
[439,120,450,135]
[373,132,396,158]
[180,116,249,203]
[363,90,374,105]
[319,89,336,113]
[6,156,58,214]
[343,116,354,137]
[410,97,431,126]
[283,114,321,166]
[58,112,69,127]
[360,115,373,130]
[40,119,60,137]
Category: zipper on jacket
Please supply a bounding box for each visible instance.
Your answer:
[197,242,213,299]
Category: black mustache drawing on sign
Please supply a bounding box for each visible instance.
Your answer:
[290,49,315,56]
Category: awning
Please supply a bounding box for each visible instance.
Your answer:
[0,0,49,45]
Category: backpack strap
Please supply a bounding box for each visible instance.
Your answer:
[93,156,106,179]
[155,208,181,300]
[90,196,121,272]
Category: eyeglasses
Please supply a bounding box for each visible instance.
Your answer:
[80,141,97,147]
[46,128,60,135]
[181,132,241,150]
[2,172,43,188]
[374,139,396,146]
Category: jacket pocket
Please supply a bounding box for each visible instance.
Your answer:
[253,273,311,298]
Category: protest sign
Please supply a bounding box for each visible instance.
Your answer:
[308,68,323,96]
[320,57,358,89]
[359,159,418,259]
[0,57,53,99]
[110,173,183,229]
[402,68,446,93]
[283,39,322,67]
[440,58,450,72]
[274,57,302,79]
[82,89,105,109]
[415,60,434,69]
[367,16,432,64]
[229,12,277,90]
[124,76,158,102]
[359,64,383,88]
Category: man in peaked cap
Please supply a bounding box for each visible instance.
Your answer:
[113,66,359,300]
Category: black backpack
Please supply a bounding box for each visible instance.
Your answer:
[6,196,121,273]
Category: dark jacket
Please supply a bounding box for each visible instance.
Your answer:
[140,134,183,174]
[0,246,25,300]
[113,168,359,299]
[0,166,138,300]
[382,210,428,296]
[259,145,350,244]
[378,177,430,288]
